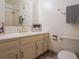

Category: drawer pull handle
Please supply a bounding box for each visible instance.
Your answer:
[16,54,18,59]
[21,52,24,58]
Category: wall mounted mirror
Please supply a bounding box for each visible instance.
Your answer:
[5,0,24,26]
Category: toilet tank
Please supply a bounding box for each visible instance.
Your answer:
[60,35,79,54]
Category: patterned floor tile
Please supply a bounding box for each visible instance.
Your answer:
[36,51,57,59]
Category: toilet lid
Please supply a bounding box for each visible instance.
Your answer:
[58,50,78,59]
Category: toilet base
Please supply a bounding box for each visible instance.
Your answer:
[58,50,78,59]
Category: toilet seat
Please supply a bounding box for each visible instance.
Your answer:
[58,50,78,59]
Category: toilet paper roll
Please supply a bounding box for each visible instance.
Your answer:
[52,37,57,40]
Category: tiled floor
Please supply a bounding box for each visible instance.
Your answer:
[36,51,79,59]
[36,51,57,59]
[41,57,56,59]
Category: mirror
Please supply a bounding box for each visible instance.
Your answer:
[5,0,24,26]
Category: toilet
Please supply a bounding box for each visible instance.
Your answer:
[58,35,79,59]
[58,50,78,59]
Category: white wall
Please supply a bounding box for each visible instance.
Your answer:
[38,0,79,52]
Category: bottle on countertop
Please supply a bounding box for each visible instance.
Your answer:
[0,22,4,33]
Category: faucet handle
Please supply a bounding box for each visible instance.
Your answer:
[22,25,27,32]
[17,26,27,33]
[17,27,22,33]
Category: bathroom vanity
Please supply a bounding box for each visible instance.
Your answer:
[0,32,49,59]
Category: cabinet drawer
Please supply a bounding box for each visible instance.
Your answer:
[34,35,43,41]
[0,39,19,51]
[21,35,43,45]
[21,36,34,45]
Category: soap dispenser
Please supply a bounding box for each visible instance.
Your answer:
[0,22,4,33]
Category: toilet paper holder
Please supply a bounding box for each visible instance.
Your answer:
[52,35,58,40]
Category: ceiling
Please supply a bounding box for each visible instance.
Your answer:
[5,0,18,5]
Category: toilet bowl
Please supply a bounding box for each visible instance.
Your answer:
[58,50,78,59]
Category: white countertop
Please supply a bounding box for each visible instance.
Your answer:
[0,32,48,40]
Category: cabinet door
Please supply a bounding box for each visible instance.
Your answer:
[43,38,48,52]
[21,43,35,59]
[43,34,49,52]
[0,49,19,59]
[36,40,43,57]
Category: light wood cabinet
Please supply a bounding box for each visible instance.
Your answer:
[0,39,20,59]
[36,39,43,57]
[0,49,19,59]
[21,43,35,59]
[20,35,44,58]
[0,33,49,59]
[43,34,49,52]
[20,36,37,59]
